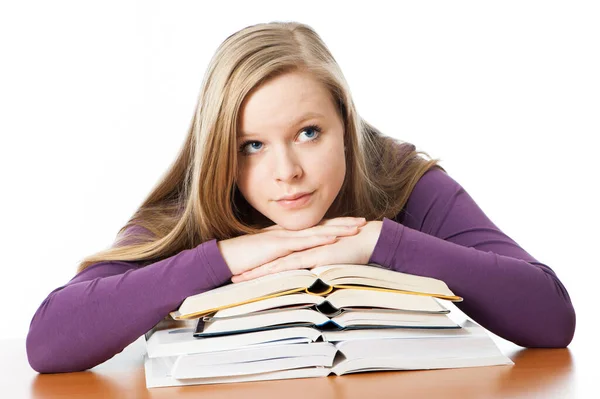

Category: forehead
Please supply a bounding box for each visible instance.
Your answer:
[238,71,335,137]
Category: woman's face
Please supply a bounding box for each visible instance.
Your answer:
[236,71,346,231]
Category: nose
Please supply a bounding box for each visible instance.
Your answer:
[272,145,303,183]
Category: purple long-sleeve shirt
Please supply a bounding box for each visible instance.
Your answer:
[25,167,576,373]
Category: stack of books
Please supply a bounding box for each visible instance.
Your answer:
[144,264,513,388]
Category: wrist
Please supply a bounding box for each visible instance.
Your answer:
[193,238,236,287]
[216,239,238,276]
[361,220,383,264]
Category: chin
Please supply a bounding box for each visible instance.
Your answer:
[273,212,323,231]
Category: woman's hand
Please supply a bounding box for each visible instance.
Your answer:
[231,220,383,283]
[217,217,368,277]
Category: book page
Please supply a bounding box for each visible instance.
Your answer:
[311,264,347,276]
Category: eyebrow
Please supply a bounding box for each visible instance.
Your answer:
[239,112,325,138]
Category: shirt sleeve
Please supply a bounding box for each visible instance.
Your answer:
[368,167,576,348]
[25,234,234,373]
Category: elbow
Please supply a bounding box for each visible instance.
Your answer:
[25,287,111,373]
[26,329,98,374]
[26,302,63,373]
[546,302,576,348]
[26,311,97,374]
[26,328,59,373]
[25,289,88,373]
[516,299,576,349]
[26,345,63,374]
[26,310,128,373]
[26,325,87,374]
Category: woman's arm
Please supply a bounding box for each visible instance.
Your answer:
[26,237,233,373]
[368,167,576,348]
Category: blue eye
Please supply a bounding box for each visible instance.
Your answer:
[300,127,318,140]
[238,124,323,155]
[238,141,263,155]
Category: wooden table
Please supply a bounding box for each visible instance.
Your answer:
[1,331,593,398]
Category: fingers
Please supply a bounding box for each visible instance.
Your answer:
[290,222,365,238]
[232,248,317,283]
[318,217,366,227]
[264,217,365,231]
[232,263,273,283]
[283,234,339,253]
[231,235,328,283]
[262,218,367,238]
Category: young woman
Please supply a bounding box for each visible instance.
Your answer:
[26,21,576,374]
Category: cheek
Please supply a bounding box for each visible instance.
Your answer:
[236,164,267,202]
[318,145,346,186]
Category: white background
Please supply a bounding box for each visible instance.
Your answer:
[1,0,597,365]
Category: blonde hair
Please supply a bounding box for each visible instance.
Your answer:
[76,21,444,273]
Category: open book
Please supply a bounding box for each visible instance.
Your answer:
[144,321,513,388]
[194,307,460,337]
[145,323,480,359]
[146,323,323,359]
[146,313,469,358]
[211,289,450,318]
[170,264,462,320]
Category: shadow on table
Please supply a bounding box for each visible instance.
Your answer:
[492,347,574,397]
[31,367,144,399]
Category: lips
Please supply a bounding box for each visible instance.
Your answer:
[277,192,313,201]
[276,192,314,209]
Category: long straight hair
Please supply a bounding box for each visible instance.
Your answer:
[76,21,444,273]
